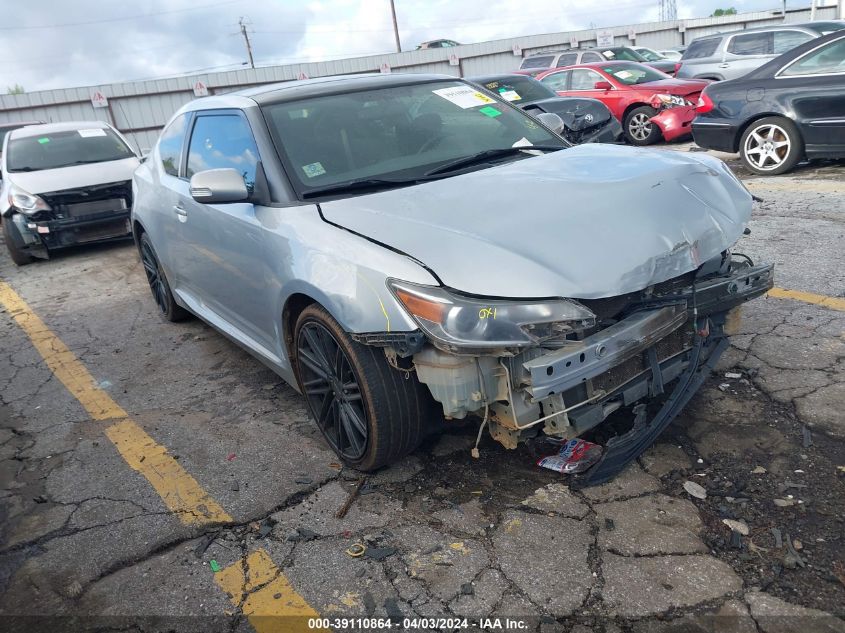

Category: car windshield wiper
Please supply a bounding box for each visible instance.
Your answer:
[424,145,565,176]
[60,158,126,167]
[301,177,422,199]
[9,166,40,172]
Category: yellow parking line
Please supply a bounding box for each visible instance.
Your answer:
[768,287,845,312]
[215,549,323,633]
[0,279,231,525]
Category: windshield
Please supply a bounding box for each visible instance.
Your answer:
[1,125,24,150]
[809,22,845,34]
[477,76,556,102]
[635,48,664,61]
[599,47,647,62]
[263,80,566,195]
[600,62,668,85]
[7,128,135,172]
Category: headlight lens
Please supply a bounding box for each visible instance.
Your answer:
[388,280,596,352]
[650,93,690,109]
[8,184,51,215]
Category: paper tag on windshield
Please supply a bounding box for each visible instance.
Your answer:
[433,86,496,109]
[78,128,107,138]
[616,70,633,79]
[498,89,521,102]
[511,137,543,156]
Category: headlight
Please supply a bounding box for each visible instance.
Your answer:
[388,280,596,352]
[650,93,689,109]
[8,184,51,215]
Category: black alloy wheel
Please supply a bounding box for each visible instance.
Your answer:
[297,320,369,461]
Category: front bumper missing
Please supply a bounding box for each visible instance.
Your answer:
[9,210,132,258]
[522,262,774,486]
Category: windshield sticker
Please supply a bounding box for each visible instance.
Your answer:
[601,50,615,58]
[498,89,522,101]
[432,86,496,109]
[78,128,107,138]
[37,137,50,144]
[302,162,326,178]
[479,106,502,117]
[615,70,633,79]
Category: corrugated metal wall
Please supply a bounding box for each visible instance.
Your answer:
[1,4,838,153]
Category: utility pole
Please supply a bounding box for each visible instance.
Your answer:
[239,16,255,69]
[389,0,401,53]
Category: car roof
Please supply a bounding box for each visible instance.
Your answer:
[0,121,42,131]
[470,73,539,83]
[524,50,570,57]
[692,22,821,41]
[538,60,638,74]
[178,73,461,112]
[9,120,111,139]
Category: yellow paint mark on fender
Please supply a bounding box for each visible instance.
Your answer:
[0,280,231,525]
[768,287,845,312]
[215,549,324,633]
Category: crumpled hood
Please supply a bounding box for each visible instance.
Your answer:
[643,77,710,96]
[320,144,752,300]
[5,157,139,195]
[524,97,613,131]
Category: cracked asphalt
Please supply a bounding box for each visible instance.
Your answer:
[1,149,844,633]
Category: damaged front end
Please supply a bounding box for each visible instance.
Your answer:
[381,252,773,487]
[2,180,133,260]
[648,94,698,143]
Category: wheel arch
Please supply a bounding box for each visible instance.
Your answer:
[733,112,799,154]
[621,101,651,124]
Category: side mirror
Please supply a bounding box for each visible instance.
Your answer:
[594,81,613,90]
[535,112,565,134]
[190,168,249,204]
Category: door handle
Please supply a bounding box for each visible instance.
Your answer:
[173,204,188,222]
[718,63,730,68]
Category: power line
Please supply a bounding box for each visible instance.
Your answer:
[239,16,256,69]
[0,0,241,31]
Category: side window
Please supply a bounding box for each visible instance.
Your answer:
[781,38,845,76]
[556,53,578,67]
[521,55,554,69]
[186,114,260,193]
[158,114,187,177]
[727,32,772,55]
[773,30,813,54]
[540,71,569,90]
[570,69,601,90]
[683,38,720,59]
[581,52,604,62]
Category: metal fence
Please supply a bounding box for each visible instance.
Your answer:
[0,3,840,153]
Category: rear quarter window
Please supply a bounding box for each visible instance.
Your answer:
[682,38,720,59]
[727,32,772,55]
[520,55,555,69]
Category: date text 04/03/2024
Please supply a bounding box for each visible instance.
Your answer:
[307,617,530,630]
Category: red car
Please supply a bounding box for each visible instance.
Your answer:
[535,62,710,145]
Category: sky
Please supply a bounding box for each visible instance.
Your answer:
[0,0,805,92]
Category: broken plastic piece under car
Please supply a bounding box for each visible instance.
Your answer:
[537,438,603,474]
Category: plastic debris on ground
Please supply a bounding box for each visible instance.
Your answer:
[536,438,602,475]
[683,480,707,499]
[209,559,221,572]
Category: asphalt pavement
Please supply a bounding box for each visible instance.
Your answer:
[1,146,844,633]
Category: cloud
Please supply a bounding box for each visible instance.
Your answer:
[0,0,781,92]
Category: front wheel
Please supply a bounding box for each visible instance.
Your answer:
[2,218,35,266]
[624,106,662,145]
[294,304,435,471]
[739,117,803,176]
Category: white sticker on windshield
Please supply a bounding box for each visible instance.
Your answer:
[78,128,107,138]
[615,70,633,79]
[432,86,496,109]
[499,90,522,102]
[302,162,326,178]
[511,137,543,156]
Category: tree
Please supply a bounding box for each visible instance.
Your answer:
[7,84,25,95]
[711,8,737,16]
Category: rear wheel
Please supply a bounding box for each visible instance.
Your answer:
[139,233,189,322]
[294,304,434,471]
[739,117,803,176]
[2,218,34,266]
[624,106,662,145]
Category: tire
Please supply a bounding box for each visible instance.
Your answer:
[294,304,435,471]
[624,105,663,146]
[739,116,803,176]
[139,232,189,322]
[2,217,35,266]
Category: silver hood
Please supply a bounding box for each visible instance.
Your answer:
[6,157,139,195]
[320,144,752,299]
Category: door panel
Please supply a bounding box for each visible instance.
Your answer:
[178,112,274,350]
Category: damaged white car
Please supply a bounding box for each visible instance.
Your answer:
[131,74,773,486]
[1,121,140,265]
